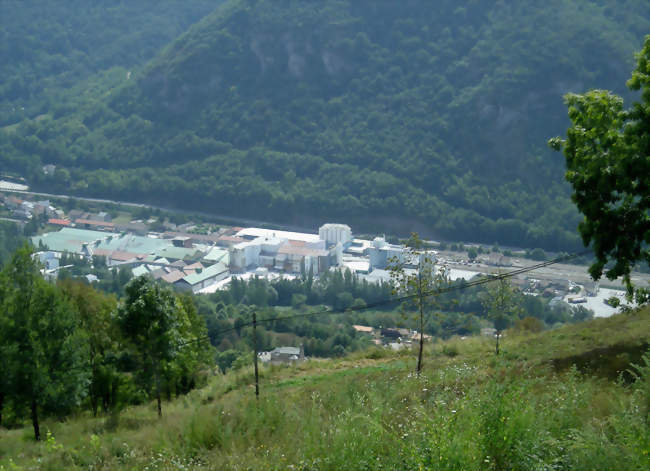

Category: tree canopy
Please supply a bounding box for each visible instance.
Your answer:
[550,35,650,302]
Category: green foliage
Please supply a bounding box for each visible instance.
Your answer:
[0,245,90,439]
[0,0,220,126]
[551,35,650,302]
[0,221,24,267]
[3,1,649,251]
[481,275,525,355]
[389,232,449,372]
[2,308,650,469]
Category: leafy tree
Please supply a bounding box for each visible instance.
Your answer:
[58,279,120,415]
[116,276,182,417]
[550,36,650,303]
[0,245,89,440]
[390,233,449,375]
[481,275,524,355]
[467,247,478,261]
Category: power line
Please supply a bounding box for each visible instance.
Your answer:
[176,249,591,349]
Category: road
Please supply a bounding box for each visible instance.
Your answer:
[0,188,322,233]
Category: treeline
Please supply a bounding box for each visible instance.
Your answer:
[0,245,213,440]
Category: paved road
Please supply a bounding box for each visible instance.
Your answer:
[1,188,320,233]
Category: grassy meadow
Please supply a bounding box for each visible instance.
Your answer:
[1,308,649,470]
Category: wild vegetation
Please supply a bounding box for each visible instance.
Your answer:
[0,306,648,470]
[0,246,213,440]
[1,1,649,250]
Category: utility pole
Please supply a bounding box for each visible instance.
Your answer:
[253,310,259,398]
[417,270,424,376]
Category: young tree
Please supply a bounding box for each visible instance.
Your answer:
[116,276,181,417]
[0,245,89,440]
[481,275,523,355]
[389,233,448,375]
[549,35,650,303]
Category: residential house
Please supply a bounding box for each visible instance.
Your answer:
[95,211,112,222]
[263,346,305,365]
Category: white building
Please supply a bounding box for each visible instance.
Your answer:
[319,223,352,248]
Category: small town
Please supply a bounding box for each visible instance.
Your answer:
[1,190,637,323]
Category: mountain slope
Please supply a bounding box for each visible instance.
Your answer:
[0,0,220,125]
[2,0,649,249]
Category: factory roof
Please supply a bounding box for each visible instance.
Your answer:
[182,262,228,286]
[236,227,320,243]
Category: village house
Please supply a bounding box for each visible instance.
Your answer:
[260,346,305,365]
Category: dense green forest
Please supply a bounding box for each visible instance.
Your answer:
[1,0,649,250]
[0,0,220,126]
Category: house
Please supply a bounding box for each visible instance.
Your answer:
[68,210,91,220]
[95,211,112,222]
[33,200,52,217]
[172,236,192,248]
[381,328,401,340]
[38,251,59,270]
[487,253,512,267]
[264,346,305,365]
[5,196,23,210]
[42,164,56,175]
[116,222,148,235]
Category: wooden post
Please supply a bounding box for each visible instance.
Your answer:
[253,311,259,398]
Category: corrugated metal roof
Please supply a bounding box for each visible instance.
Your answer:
[203,247,229,263]
[153,246,201,261]
[182,262,228,285]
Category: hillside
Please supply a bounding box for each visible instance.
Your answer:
[1,308,648,470]
[2,0,650,249]
[0,0,220,125]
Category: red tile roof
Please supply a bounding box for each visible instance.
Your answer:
[110,251,140,261]
[48,218,70,226]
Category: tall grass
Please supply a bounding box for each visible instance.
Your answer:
[1,310,649,470]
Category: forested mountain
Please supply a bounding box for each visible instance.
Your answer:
[2,0,649,250]
[0,0,219,125]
